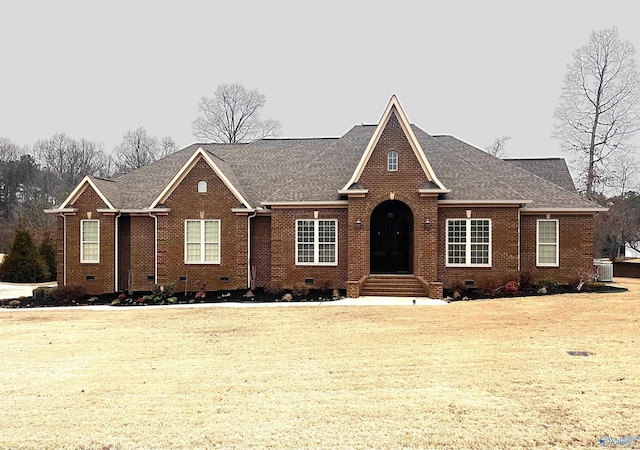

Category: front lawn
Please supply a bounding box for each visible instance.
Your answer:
[1,279,638,449]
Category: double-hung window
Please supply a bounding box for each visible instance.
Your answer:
[387,150,398,171]
[296,219,337,265]
[185,220,220,264]
[537,219,558,266]
[81,219,100,263]
[446,219,491,266]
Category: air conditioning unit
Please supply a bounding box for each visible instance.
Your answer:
[594,259,614,282]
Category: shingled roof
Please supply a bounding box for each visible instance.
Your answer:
[62,123,601,212]
[503,158,577,193]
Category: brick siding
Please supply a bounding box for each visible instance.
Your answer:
[158,157,249,292]
[347,111,439,283]
[269,207,348,291]
[56,112,597,298]
[251,215,271,288]
[520,214,595,284]
[63,186,115,295]
[437,206,520,289]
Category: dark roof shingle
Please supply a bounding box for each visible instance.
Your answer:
[79,124,600,211]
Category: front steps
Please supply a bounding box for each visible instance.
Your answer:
[360,275,429,297]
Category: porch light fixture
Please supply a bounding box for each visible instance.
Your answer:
[355,219,362,229]
[423,219,431,231]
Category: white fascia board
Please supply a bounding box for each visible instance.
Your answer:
[96,208,171,214]
[337,189,369,195]
[59,176,115,210]
[44,208,77,214]
[419,188,451,194]
[150,147,251,209]
[231,208,256,213]
[261,201,349,208]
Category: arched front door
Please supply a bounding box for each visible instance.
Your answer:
[370,200,413,274]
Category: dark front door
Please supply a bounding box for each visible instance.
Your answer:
[370,200,413,274]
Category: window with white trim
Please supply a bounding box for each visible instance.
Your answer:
[197,180,207,193]
[185,220,220,264]
[296,219,337,265]
[537,219,558,266]
[81,219,100,263]
[387,150,398,171]
[446,219,491,266]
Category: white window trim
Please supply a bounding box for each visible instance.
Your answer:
[295,219,338,266]
[197,180,207,193]
[387,150,398,171]
[80,219,100,263]
[536,219,559,267]
[445,218,492,267]
[184,219,221,264]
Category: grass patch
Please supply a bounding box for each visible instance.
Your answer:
[0,279,639,449]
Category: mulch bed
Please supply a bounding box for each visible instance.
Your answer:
[445,283,627,302]
[2,287,344,308]
[2,284,628,308]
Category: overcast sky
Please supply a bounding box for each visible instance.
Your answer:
[2,0,640,166]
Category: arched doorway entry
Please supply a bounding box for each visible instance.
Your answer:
[370,200,413,274]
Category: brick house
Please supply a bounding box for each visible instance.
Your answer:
[45,96,605,298]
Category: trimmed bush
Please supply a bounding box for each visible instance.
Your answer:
[52,285,88,304]
[536,278,559,294]
[152,283,176,303]
[33,286,56,303]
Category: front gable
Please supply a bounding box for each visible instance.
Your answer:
[151,147,251,209]
[340,96,448,195]
[59,176,115,210]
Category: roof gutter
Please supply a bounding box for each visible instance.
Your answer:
[521,207,608,213]
[438,200,532,206]
[96,208,171,214]
[261,200,349,207]
[44,208,77,214]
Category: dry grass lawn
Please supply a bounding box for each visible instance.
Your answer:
[1,280,639,449]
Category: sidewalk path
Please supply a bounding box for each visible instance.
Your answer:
[0,295,447,311]
[0,282,57,300]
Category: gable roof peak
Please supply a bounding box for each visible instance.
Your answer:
[340,95,448,192]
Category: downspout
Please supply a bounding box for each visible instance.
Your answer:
[58,213,67,286]
[114,212,121,292]
[518,206,522,273]
[247,210,257,288]
[149,212,158,284]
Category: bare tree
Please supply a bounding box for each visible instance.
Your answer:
[159,136,178,158]
[602,153,639,196]
[485,136,511,157]
[192,83,281,143]
[112,127,176,174]
[0,137,22,161]
[553,27,640,200]
[0,138,25,214]
[34,133,106,191]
